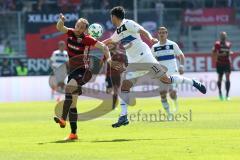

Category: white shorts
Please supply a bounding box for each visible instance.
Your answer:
[52,64,68,84]
[124,53,167,84]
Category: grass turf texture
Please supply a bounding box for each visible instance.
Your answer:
[0,97,240,160]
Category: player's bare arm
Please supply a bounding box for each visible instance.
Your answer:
[95,41,122,71]
[102,38,114,45]
[212,48,218,63]
[56,13,68,33]
[177,54,185,75]
[138,28,158,44]
[95,41,111,62]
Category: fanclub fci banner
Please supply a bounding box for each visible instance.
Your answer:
[184,53,240,72]
[183,8,235,26]
[25,12,79,58]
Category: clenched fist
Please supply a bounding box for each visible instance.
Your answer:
[59,13,65,22]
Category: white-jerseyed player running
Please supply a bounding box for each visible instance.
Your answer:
[151,27,184,119]
[103,6,206,128]
[50,40,69,100]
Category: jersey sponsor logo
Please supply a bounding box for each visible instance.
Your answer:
[117,24,127,34]
[67,43,80,51]
[154,45,174,52]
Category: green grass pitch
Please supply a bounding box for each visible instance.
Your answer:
[0,97,240,160]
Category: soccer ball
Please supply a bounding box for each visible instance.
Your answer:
[88,23,103,38]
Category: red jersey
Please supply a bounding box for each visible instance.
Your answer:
[213,40,231,66]
[105,52,128,76]
[66,28,97,70]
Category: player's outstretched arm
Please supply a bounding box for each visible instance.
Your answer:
[138,28,158,44]
[95,41,111,62]
[95,41,123,71]
[177,54,185,74]
[102,38,114,45]
[56,13,68,33]
[173,43,185,74]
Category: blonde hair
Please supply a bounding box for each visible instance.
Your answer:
[77,18,89,29]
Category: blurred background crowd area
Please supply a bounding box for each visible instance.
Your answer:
[0,0,238,12]
[0,0,240,76]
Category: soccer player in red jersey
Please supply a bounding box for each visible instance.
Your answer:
[53,13,119,140]
[103,43,127,109]
[212,32,232,101]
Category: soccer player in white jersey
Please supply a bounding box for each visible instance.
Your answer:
[151,27,184,118]
[50,40,69,91]
[103,6,206,128]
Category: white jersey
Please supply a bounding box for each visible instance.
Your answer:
[151,39,183,75]
[50,50,69,68]
[110,19,154,63]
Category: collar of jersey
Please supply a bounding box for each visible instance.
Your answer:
[159,39,169,46]
[117,19,126,28]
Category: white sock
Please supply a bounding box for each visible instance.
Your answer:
[161,99,170,114]
[170,75,193,85]
[172,98,178,112]
[120,99,128,116]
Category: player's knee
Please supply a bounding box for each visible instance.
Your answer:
[65,84,81,95]
[65,84,74,93]
[160,75,171,84]
[160,91,167,100]
[170,90,177,99]
[218,73,223,81]
[121,80,133,92]
[72,86,82,95]
[106,88,112,94]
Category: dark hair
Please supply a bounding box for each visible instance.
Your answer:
[110,6,125,20]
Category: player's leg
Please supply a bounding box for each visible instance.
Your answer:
[160,90,172,118]
[169,89,178,113]
[59,94,79,141]
[62,79,79,120]
[148,63,206,94]
[112,85,119,109]
[225,71,231,100]
[105,75,117,109]
[112,79,134,128]
[64,95,78,140]
[112,75,121,109]
[105,75,113,94]
[159,73,206,94]
[217,66,224,100]
[54,79,79,128]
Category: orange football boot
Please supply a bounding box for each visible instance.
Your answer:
[64,133,78,141]
[53,116,66,128]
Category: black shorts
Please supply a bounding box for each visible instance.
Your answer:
[216,64,231,75]
[68,68,92,86]
[106,74,121,89]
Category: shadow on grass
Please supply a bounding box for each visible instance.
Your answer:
[38,137,197,145]
[91,138,153,143]
[37,138,153,145]
[38,139,79,145]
